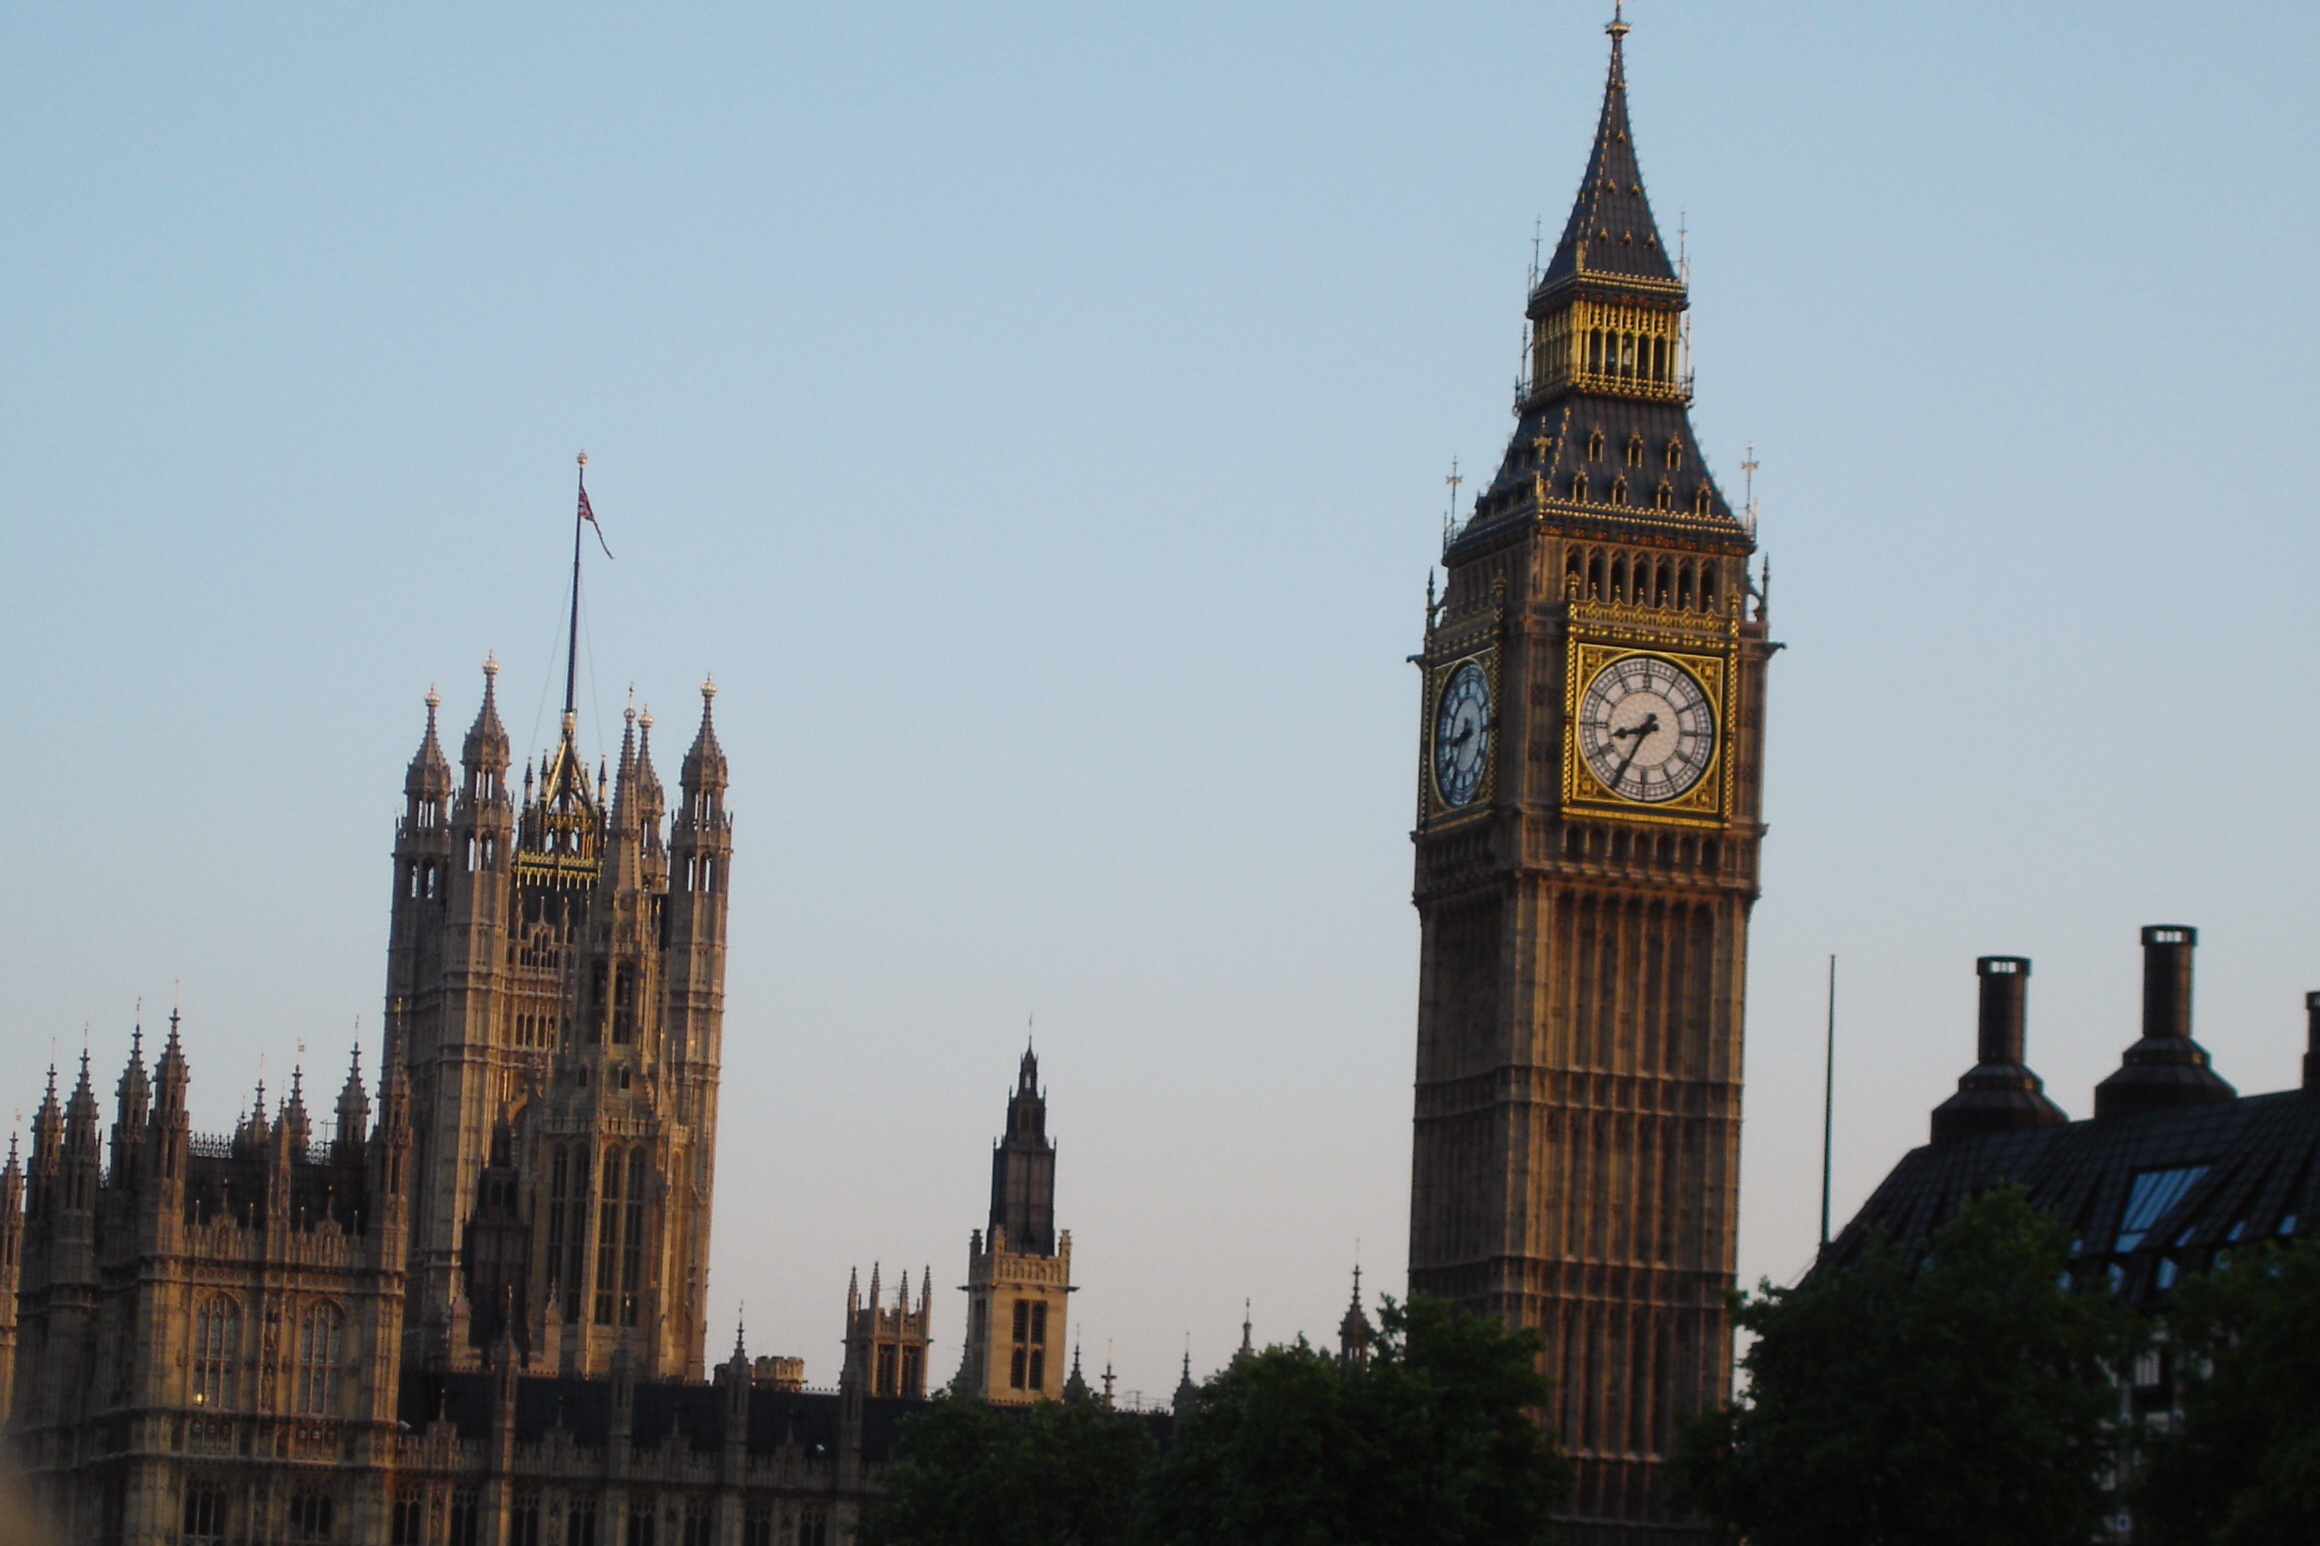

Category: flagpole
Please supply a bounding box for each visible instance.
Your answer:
[565,452,587,722]
[1819,954,1837,1250]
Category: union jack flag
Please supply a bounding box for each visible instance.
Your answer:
[579,484,613,559]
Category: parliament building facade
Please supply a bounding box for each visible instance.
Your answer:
[0,660,1078,1545]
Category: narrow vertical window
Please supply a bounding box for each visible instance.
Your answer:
[193,1296,240,1408]
[621,1150,648,1326]
[295,1302,344,1415]
[596,1147,623,1324]
[546,1146,569,1301]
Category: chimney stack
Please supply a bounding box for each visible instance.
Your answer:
[1977,956,2030,1066]
[1930,956,2066,1144]
[2140,925,2196,1044]
[2304,991,2319,1093]
[2093,925,2236,1119]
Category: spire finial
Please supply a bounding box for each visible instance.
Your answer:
[701,674,717,703]
[425,684,441,714]
[1608,0,1630,43]
[483,653,500,680]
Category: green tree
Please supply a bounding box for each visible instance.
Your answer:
[858,1391,1155,1546]
[1673,1186,2141,1546]
[1139,1297,1569,1546]
[2134,1236,2320,1546]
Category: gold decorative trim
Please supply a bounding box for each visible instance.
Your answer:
[1561,642,1732,825]
[1419,648,1500,827]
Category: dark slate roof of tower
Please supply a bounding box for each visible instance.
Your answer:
[1445,20,1748,557]
[1823,1088,2320,1312]
[1537,21,1678,296]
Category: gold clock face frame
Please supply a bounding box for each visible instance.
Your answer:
[1563,644,1730,822]
[1423,651,1498,821]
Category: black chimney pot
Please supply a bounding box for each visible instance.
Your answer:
[2093,924,2236,1119]
[1931,955,2066,1144]
[2303,991,2319,1093]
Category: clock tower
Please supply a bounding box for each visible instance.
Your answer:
[1407,18,1771,1544]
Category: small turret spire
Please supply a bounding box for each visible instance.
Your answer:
[463,656,511,776]
[681,677,728,793]
[407,686,453,802]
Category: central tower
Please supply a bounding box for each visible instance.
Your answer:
[1406,19,1771,1543]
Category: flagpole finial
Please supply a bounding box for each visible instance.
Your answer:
[577,450,588,469]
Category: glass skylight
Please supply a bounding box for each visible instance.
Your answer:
[2115,1165,2209,1252]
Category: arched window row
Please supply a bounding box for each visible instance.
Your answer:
[1583,327,1677,385]
[464,836,499,872]
[1563,548,1726,614]
[1560,823,1724,872]
[404,860,442,902]
[1576,430,1690,469]
[682,855,720,895]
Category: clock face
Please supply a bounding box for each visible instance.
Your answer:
[1432,661,1491,808]
[1577,655,1716,803]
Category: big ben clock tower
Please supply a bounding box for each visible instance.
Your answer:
[1408,17,1770,1543]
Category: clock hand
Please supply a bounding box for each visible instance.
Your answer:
[1610,712,1662,743]
[1609,713,1660,788]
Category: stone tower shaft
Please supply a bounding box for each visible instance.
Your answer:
[1407,20,1771,1544]
[385,658,730,1383]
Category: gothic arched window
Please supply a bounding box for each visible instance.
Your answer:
[1665,438,1684,471]
[595,1146,624,1325]
[295,1302,343,1415]
[620,1150,649,1327]
[193,1296,239,1408]
[1626,434,1645,467]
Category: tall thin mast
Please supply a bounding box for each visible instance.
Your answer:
[564,451,588,723]
[1819,954,1837,1249]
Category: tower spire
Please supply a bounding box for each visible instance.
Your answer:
[1538,8,1677,297]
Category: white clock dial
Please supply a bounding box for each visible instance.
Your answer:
[1578,655,1715,803]
[1432,662,1491,808]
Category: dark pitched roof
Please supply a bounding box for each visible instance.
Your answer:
[1825,1088,2320,1310]
[1538,22,1679,296]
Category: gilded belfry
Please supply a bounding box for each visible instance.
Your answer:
[1407,16,1771,1543]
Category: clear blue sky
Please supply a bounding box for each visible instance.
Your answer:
[4,1,2316,1401]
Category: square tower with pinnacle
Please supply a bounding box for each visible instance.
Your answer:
[1407,17,1773,1544]
[954,1048,1073,1404]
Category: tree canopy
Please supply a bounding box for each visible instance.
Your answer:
[1673,1186,2142,1546]
[2133,1235,2320,1546]
[861,1297,1566,1546]
[857,1392,1154,1546]
[1143,1297,1566,1546]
